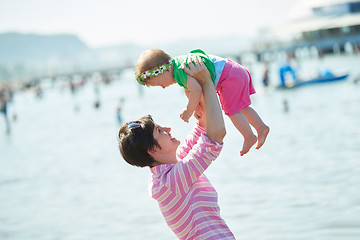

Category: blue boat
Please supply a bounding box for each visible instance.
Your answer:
[294,73,349,86]
[277,64,349,89]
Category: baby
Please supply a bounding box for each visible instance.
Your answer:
[135,49,269,156]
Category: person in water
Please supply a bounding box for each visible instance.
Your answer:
[118,58,236,239]
[0,87,11,134]
[135,49,269,156]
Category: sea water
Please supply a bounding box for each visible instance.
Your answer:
[1,55,360,240]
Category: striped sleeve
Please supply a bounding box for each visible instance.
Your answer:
[176,123,206,160]
[167,133,223,195]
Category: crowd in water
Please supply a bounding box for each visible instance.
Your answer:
[2,52,360,136]
[0,59,284,136]
[0,69,128,135]
[0,83,14,134]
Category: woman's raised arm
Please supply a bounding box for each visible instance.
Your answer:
[182,57,226,143]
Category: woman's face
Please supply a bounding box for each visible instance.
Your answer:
[151,123,180,164]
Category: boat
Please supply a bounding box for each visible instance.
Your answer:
[277,64,349,89]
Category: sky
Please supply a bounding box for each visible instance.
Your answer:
[0,0,298,48]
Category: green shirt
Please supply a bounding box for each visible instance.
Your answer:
[173,49,216,90]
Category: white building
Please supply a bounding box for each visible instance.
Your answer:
[255,0,360,58]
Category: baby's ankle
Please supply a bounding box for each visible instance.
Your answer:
[243,133,257,141]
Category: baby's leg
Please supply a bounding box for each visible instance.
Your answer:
[229,112,257,156]
[241,106,269,149]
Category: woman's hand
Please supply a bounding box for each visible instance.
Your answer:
[194,106,202,120]
[182,56,211,85]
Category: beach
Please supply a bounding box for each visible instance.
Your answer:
[1,54,360,240]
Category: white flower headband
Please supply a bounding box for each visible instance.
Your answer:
[136,59,174,85]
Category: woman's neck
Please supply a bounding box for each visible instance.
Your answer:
[151,153,178,166]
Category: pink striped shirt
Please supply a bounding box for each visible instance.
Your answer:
[149,124,235,240]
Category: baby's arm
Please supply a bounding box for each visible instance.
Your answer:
[180,76,202,122]
[184,90,204,122]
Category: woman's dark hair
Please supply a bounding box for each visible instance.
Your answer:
[118,114,160,167]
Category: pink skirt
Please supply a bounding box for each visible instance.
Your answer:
[216,59,256,116]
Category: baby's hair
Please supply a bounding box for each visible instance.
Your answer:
[135,49,171,79]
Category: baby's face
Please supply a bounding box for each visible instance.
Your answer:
[146,70,175,89]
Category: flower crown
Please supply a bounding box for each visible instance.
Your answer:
[136,59,174,85]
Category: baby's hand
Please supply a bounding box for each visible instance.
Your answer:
[180,109,192,123]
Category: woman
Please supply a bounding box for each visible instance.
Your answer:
[118,57,235,239]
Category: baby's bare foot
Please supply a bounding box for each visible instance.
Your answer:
[240,134,257,156]
[256,125,270,149]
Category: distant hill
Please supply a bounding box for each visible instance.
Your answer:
[91,34,254,68]
[0,32,90,65]
[0,32,254,81]
[0,32,253,66]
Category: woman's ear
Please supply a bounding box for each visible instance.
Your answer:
[148,147,157,156]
